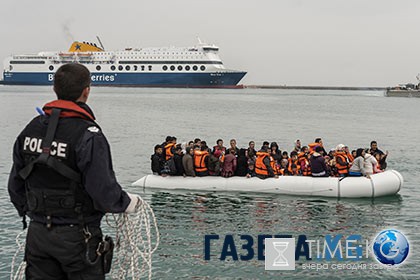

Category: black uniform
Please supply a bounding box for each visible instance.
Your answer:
[8,100,131,279]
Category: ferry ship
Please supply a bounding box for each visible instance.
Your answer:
[1,39,246,87]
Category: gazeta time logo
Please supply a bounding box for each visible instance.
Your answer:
[372,229,410,266]
[203,228,410,270]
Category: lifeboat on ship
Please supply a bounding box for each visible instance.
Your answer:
[132,170,403,198]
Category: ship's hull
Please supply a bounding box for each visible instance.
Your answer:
[385,89,420,98]
[2,71,246,88]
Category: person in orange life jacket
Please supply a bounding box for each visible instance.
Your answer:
[161,135,171,159]
[310,146,330,177]
[308,138,327,155]
[279,159,289,175]
[194,145,209,176]
[298,146,311,176]
[221,148,237,177]
[255,147,277,179]
[182,147,195,177]
[8,63,141,279]
[334,144,350,177]
[164,136,177,161]
[212,138,226,154]
[173,146,185,176]
[151,144,165,175]
[227,138,240,155]
[288,151,300,174]
[289,164,300,176]
[245,141,257,164]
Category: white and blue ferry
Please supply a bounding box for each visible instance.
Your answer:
[1,39,246,87]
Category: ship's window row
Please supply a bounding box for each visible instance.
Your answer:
[161,65,206,71]
[93,64,207,72]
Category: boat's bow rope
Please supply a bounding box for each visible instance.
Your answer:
[10,196,160,280]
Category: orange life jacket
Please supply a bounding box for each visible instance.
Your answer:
[335,151,349,174]
[287,158,300,173]
[298,152,311,176]
[164,143,176,161]
[308,143,319,153]
[269,156,281,175]
[194,150,209,172]
[255,151,270,176]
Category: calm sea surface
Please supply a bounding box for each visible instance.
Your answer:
[0,86,419,279]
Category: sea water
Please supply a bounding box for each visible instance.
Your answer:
[0,86,419,279]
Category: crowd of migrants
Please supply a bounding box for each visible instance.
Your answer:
[151,137,388,179]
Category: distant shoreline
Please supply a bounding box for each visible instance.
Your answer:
[243,85,386,91]
[0,80,386,91]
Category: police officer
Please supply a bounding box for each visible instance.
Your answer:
[8,63,140,279]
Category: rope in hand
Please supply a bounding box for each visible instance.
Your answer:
[107,195,160,280]
[10,196,159,280]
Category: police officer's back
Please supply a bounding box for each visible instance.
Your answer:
[8,63,140,279]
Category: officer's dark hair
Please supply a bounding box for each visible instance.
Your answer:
[154,145,162,151]
[54,63,91,101]
[165,136,172,142]
[315,138,322,143]
[370,140,377,146]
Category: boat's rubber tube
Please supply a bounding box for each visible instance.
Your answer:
[132,170,403,198]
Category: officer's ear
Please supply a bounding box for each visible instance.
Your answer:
[79,86,90,103]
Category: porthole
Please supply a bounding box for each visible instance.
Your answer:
[185,65,190,71]
[134,65,138,71]
[49,65,54,71]
[178,65,183,71]
[200,65,206,71]
[141,65,145,71]
[111,65,116,71]
[193,65,198,71]
[125,65,130,71]
[96,65,101,71]
[170,65,175,71]
[118,65,123,71]
[148,65,152,71]
[162,65,168,71]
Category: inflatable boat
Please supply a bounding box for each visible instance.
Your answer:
[132,170,403,198]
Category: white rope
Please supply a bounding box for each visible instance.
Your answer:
[10,197,159,280]
[107,196,160,280]
[10,229,26,280]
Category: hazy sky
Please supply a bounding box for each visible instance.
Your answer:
[1,0,420,86]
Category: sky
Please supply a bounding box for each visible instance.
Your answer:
[1,0,420,87]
